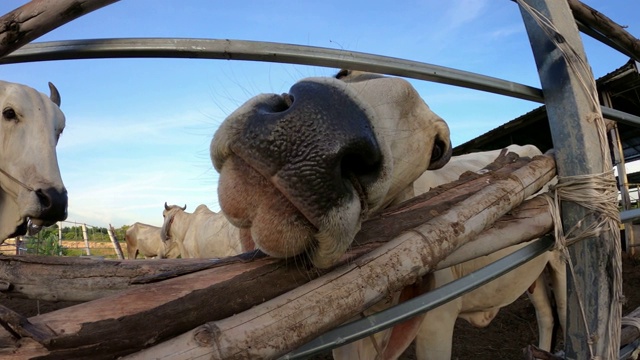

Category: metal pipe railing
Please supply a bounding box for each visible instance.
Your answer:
[3,38,638,128]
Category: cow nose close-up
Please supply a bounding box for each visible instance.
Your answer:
[231,80,383,221]
[35,187,68,221]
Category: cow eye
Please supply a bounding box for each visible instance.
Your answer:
[336,69,351,79]
[3,107,17,121]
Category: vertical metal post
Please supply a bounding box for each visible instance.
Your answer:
[519,0,621,358]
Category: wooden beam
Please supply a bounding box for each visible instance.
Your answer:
[0,0,119,58]
[568,0,640,62]
[0,152,556,359]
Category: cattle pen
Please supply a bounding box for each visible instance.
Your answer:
[1,0,640,359]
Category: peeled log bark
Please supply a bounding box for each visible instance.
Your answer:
[568,0,640,61]
[0,152,553,303]
[0,253,272,301]
[0,152,557,359]
[128,153,556,360]
[0,0,119,57]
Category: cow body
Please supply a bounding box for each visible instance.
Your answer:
[332,145,565,360]
[125,222,179,259]
[161,203,242,259]
[0,81,68,241]
[210,70,565,358]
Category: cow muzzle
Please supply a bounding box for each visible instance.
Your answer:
[216,78,384,268]
[29,187,68,226]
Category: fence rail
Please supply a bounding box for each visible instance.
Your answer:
[2,38,640,129]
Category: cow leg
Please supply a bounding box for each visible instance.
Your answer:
[413,270,460,360]
[176,241,189,259]
[527,275,554,351]
[377,276,433,359]
[414,298,460,360]
[547,252,567,335]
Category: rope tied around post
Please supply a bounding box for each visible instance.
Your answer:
[542,164,622,360]
[517,0,623,358]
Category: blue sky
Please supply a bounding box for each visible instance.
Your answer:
[0,1,637,228]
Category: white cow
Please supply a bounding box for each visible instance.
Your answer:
[125,222,180,259]
[0,81,68,241]
[161,203,243,259]
[332,145,566,359]
[211,70,565,359]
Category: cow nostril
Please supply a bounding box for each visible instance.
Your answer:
[339,146,382,189]
[35,189,52,210]
[282,93,294,108]
[34,188,68,221]
[256,94,295,114]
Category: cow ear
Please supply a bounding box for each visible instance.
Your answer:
[427,138,452,170]
[48,82,61,107]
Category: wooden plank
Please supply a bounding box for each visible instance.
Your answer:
[0,0,119,57]
[568,0,640,61]
[107,224,124,260]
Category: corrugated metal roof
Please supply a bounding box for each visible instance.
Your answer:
[453,59,640,162]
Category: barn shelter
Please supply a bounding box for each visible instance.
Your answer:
[453,59,640,253]
[454,59,640,157]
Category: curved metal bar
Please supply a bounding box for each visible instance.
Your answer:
[0,38,544,103]
[620,339,640,360]
[282,236,555,359]
[4,38,639,127]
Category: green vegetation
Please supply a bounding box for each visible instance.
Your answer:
[34,224,129,243]
[24,233,67,256]
[18,223,131,259]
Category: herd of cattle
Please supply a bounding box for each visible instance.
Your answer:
[125,203,242,260]
[1,71,566,359]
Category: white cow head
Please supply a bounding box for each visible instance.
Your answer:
[211,70,452,268]
[161,202,187,242]
[0,81,68,240]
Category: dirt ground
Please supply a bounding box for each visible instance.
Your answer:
[1,254,639,359]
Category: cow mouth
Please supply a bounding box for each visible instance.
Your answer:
[218,153,370,268]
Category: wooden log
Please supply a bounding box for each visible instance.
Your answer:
[0,194,554,303]
[568,0,640,61]
[0,152,556,359]
[0,151,552,303]
[437,194,552,269]
[0,0,119,58]
[107,224,124,260]
[0,194,553,303]
[0,254,263,301]
[127,153,556,359]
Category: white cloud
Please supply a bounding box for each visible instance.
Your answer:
[444,0,488,30]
